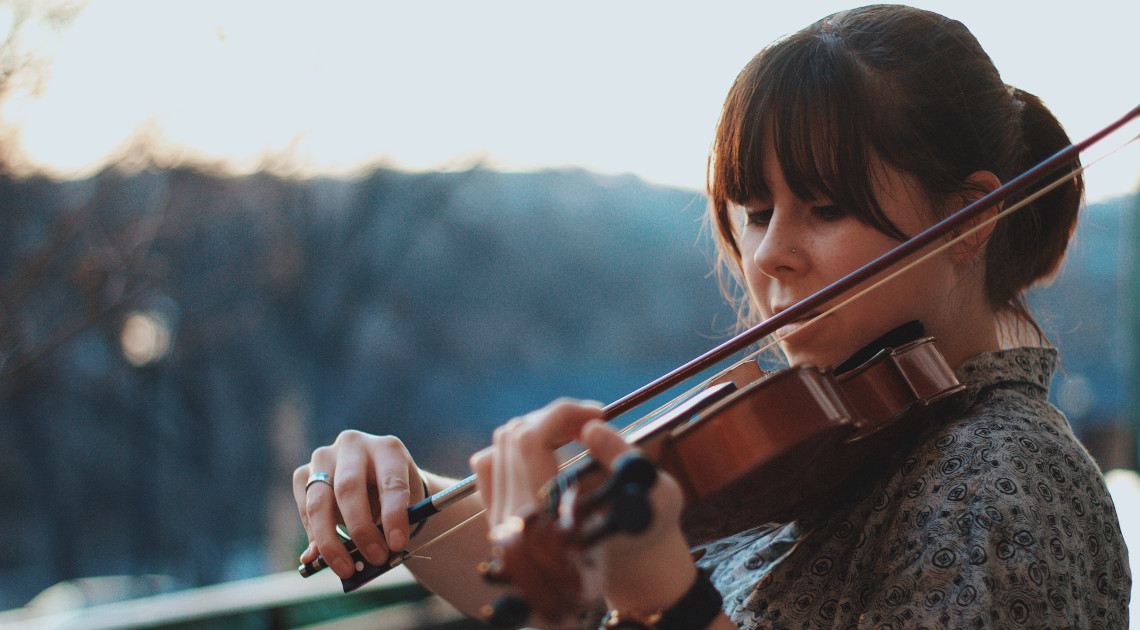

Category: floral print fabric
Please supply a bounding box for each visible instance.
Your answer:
[699,347,1130,629]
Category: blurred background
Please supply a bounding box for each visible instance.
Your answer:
[0,1,1137,628]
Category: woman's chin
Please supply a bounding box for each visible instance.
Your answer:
[781,347,835,369]
[779,337,855,369]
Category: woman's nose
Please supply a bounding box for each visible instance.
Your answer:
[751,212,801,278]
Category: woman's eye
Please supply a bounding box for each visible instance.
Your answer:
[745,209,773,226]
[812,205,846,221]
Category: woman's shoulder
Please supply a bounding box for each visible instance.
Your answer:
[783,348,1129,626]
[893,345,1108,523]
[954,345,1058,392]
[709,349,1130,628]
[857,345,1129,621]
[908,345,1083,482]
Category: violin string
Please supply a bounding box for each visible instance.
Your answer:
[406,162,1085,561]
[465,163,1091,543]
[404,508,487,560]
[353,120,1140,574]
[610,354,758,441]
[772,165,1076,350]
[595,127,1139,444]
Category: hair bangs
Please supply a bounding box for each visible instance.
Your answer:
[710,30,906,269]
[768,58,851,213]
[711,32,907,267]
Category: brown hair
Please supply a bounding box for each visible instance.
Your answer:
[707,4,1082,340]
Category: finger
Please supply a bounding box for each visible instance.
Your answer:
[371,439,417,555]
[578,419,633,468]
[470,446,493,512]
[294,465,327,565]
[504,402,602,514]
[334,444,391,565]
[502,400,606,509]
[525,398,607,450]
[580,418,683,530]
[292,464,313,539]
[480,400,606,529]
[489,420,515,527]
[498,419,532,527]
[306,448,354,578]
[299,540,318,564]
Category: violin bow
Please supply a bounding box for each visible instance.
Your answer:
[301,102,1140,589]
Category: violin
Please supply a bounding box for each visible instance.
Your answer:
[479,330,963,627]
[297,103,1140,601]
[535,323,961,545]
[297,329,958,592]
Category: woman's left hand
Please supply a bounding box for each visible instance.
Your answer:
[469,399,700,620]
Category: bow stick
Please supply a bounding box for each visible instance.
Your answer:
[300,102,1140,590]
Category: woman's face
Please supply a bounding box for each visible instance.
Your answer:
[739,141,960,368]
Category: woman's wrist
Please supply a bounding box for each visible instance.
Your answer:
[601,527,699,613]
[601,565,724,630]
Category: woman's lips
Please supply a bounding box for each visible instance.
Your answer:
[773,311,821,340]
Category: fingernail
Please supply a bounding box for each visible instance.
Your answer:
[332,557,354,576]
[582,419,605,434]
[389,529,408,552]
[364,542,385,562]
[299,541,317,562]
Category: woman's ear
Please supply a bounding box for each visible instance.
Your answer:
[949,170,1002,266]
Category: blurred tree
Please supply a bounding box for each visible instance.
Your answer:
[0,4,1129,612]
[0,160,731,609]
[0,0,100,379]
[0,0,83,100]
[0,151,1132,611]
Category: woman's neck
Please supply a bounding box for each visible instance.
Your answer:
[928,301,1003,370]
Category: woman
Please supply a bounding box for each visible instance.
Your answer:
[294,5,1130,628]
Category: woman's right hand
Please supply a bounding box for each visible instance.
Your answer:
[292,430,427,579]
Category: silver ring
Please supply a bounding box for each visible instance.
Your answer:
[790,247,797,254]
[306,472,333,491]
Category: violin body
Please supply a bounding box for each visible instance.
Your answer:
[663,365,856,543]
[481,337,964,626]
[542,337,963,545]
[666,337,964,543]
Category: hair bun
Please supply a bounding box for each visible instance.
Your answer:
[984,87,1083,334]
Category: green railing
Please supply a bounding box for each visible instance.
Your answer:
[0,567,487,630]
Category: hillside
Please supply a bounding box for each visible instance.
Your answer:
[0,163,1133,608]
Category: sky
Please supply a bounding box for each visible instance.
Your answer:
[0,0,1137,203]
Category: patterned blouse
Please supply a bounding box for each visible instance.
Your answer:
[697,347,1131,629]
